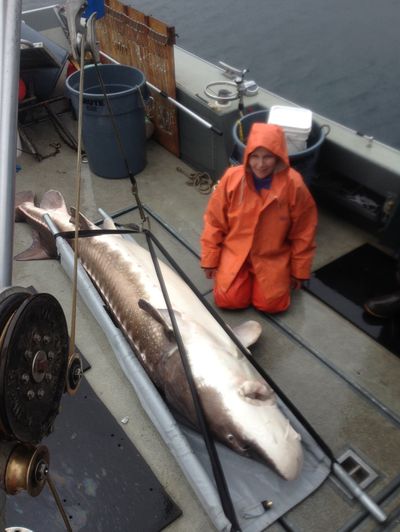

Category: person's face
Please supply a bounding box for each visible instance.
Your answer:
[248,147,277,179]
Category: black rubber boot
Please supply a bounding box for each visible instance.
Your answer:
[364,289,400,318]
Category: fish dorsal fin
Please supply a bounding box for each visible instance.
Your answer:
[138,299,175,341]
[69,207,98,231]
[103,217,118,230]
[102,217,125,239]
[238,380,274,404]
[103,217,117,230]
[232,320,262,348]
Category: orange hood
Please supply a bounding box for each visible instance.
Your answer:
[243,122,289,174]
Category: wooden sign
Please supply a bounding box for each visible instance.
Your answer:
[97,0,179,156]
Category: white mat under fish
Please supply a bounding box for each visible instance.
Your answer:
[180,406,330,531]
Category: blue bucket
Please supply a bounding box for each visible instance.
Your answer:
[66,64,149,179]
[231,109,329,184]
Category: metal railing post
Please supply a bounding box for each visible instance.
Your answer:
[0,0,22,287]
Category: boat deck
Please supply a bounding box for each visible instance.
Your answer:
[10,106,400,531]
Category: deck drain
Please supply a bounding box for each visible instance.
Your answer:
[332,449,379,498]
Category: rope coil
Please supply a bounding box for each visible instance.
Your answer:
[176,166,214,194]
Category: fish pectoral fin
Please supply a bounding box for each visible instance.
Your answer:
[138,299,176,341]
[238,380,274,402]
[232,320,262,348]
[14,229,58,261]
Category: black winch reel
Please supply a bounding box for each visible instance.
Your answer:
[0,286,81,497]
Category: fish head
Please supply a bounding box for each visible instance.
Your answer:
[225,379,303,480]
[180,324,303,480]
[140,305,303,481]
[201,377,303,480]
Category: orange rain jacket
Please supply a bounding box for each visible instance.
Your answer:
[200,123,318,300]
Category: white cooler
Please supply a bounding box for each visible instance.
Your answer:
[267,105,312,155]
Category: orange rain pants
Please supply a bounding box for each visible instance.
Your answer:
[213,259,290,313]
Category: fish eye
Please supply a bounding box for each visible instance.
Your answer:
[227,433,250,454]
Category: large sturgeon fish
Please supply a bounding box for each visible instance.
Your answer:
[15,190,303,480]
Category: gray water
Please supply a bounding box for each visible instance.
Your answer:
[23,0,400,148]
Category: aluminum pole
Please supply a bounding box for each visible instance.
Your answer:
[0,0,22,287]
[99,50,223,136]
[333,463,387,523]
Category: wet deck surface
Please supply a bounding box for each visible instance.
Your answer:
[11,112,400,531]
[6,377,182,531]
[305,243,400,358]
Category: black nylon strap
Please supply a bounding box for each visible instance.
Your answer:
[144,231,241,531]
[92,61,149,229]
[53,226,141,240]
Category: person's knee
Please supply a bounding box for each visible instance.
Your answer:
[214,286,251,309]
[252,292,290,313]
[213,268,253,309]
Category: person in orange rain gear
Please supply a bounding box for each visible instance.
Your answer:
[200,122,318,313]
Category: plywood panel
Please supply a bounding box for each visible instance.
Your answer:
[97,0,179,156]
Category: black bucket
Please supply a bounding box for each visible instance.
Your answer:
[231,109,329,184]
[66,64,149,179]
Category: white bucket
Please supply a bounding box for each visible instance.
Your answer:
[268,105,312,155]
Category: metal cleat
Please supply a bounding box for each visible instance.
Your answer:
[218,61,259,96]
[218,60,246,79]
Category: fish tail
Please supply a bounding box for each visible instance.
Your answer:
[14,190,69,261]
[15,190,37,222]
